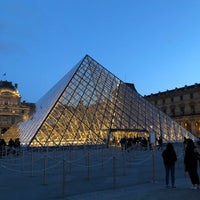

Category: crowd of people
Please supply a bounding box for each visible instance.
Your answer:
[0,138,21,156]
[162,138,200,190]
[118,135,163,151]
[119,136,149,151]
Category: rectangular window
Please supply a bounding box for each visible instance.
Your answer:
[162,109,166,113]
[191,105,195,114]
[180,107,185,115]
[171,108,175,116]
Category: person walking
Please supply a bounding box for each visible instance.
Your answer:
[162,142,177,188]
[184,138,200,189]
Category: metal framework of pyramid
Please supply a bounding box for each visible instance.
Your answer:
[3,55,196,147]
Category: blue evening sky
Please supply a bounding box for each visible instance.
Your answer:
[0,0,200,102]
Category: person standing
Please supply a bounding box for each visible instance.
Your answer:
[196,141,200,170]
[162,142,177,188]
[184,139,200,189]
[158,136,163,150]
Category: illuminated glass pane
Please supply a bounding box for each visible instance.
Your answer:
[3,55,196,146]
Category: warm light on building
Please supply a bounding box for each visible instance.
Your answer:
[145,84,200,138]
[0,80,35,136]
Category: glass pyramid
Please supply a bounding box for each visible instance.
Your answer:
[3,55,196,147]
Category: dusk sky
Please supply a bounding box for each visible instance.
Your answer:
[0,0,200,103]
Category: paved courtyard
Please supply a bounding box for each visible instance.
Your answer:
[0,144,200,200]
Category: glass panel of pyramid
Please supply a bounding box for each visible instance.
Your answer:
[3,55,196,147]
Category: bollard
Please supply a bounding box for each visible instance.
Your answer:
[152,145,156,183]
[62,159,66,198]
[123,152,126,176]
[22,150,25,171]
[87,152,90,180]
[43,155,47,185]
[113,156,116,189]
[31,150,34,177]
[1,146,3,157]
[101,149,104,169]
[69,150,72,174]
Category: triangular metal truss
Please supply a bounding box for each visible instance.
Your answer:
[3,55,196,147]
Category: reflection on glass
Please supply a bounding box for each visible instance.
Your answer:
[2,55,196,147]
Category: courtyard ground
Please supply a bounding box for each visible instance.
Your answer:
[0,144,200,200]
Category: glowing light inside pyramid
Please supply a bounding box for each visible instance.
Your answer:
[3,55,196,147]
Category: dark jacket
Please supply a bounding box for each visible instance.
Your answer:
[162,143,177,165]
[184,139,200,172]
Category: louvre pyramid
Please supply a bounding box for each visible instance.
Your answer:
[4,55,196,147]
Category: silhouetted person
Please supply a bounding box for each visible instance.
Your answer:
[158,136,163,150]
[162,142,177,188]
[196,141,200,167]
[14,138,21,155]
[141,137,148,150]
[8,138,14,147]
[8,138,15,154]
[0,138,6,156]
[184,139,200,189]
[120,136,127,151]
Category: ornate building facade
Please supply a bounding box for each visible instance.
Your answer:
[0,80,35,135]
[144,83,200,138]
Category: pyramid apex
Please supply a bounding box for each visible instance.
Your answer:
[84,54,91,58]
